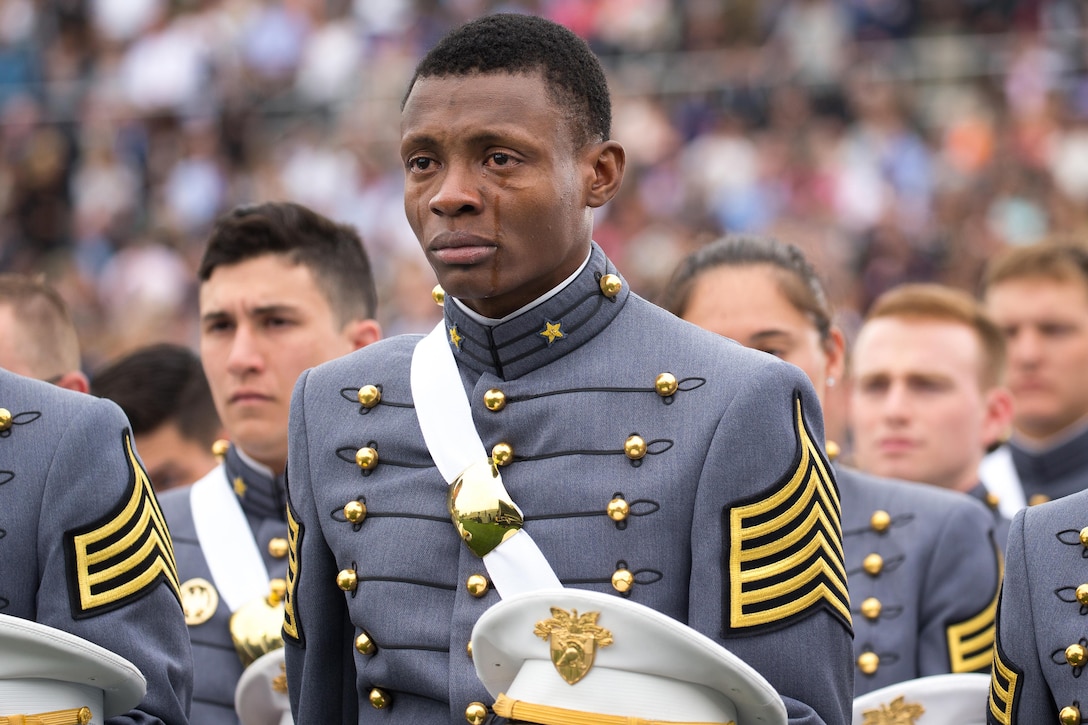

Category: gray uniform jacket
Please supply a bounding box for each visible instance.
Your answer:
[989,486,1088,724]
[158,446,289,724]
[838,464,1002,696]
[967,482,1012,548]
[0,368,192,724]
[1009,426,1088,504]
[283,245,854,724]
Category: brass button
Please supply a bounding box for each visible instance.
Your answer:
[432,285,445,306]
[483,389,506,412]
[607,497,630,522]
[869,510,892,533]
[1067,643,1087,668]
[369,688,389,709]
[863,553,884,576]
[491,442,513,467]
[357,385,381,408]
[465,702,488,725]
[857,652,880,675]
[624,435,647,460]
[466,640,473,658]
[269,578,287,603]
[1077,584,1088,606]
[1030,494,1051,506]
[600,273,623,298]
[860,597,882,621]
[612,568,634,593]
[355,447,378,470]
[1081,527,1088,548]
[337,569,358,592]
[825,440,840,461]
[655,373,678,397]
[76,707,91,724]
[1060,705,1081,725]
[211,438,229,458]
[344,500,367,524]
[268,538,289,558]
[985,492,1000,510]
[355,632,376,655]
[467,574,489,597]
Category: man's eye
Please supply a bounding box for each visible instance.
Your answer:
[407,157,434,172]
[489,152,512,166]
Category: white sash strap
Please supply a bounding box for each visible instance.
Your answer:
[979,446,1027,519]
[411,321,561,597]
[189,464,271,612]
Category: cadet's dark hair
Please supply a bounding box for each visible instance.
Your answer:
[403,13,611,146]
[199,201,377,324]
[0,273,81,378]
[91,343,221,446]
[661,234,833,345]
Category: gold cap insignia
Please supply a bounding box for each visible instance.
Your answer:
[181,577,219,626]
[533,607,614,685]
[862,695,925,724]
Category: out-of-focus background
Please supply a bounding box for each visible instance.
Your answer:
[2,0,1086,368]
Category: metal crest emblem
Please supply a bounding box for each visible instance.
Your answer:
[180,577,219,626]
[448,459,524,557]
[862,695,925,725]
[534,607,614,685]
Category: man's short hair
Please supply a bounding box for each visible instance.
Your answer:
[0,273,80,379]
[981,238,1088,294]
[865,283,1007,390]
[91,343,221,447]
[198,201,378,325]
[403,13,612,147]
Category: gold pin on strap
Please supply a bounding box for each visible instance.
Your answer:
[447,460,524,557]
[0,706,93,725]
[493,695,731,725]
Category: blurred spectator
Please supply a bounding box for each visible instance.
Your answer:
[4,0,1088,366]
[91,342,225,492]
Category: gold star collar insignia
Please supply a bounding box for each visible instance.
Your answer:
[449,325,463,350]
[233,476,247,497]
[539,320,564,345]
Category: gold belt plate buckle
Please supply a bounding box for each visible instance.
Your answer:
[448,459,524,557]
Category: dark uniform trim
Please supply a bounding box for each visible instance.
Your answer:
[724,394,851,635]
[65,430,181,618]
[283,498,304,646]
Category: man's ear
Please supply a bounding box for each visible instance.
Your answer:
[344,319,382,352]
[586,140,625,209]
[55,370,90,394]
[981,386,1015,452]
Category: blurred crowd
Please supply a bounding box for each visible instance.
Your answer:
[3,0,1088,368]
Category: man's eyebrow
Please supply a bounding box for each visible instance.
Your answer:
[200,303,299,323]
[749,329,792,342]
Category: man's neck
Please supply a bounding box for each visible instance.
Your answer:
[1013,411,1088,453]
[234,446,280,478]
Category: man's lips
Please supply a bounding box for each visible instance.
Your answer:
[429,234,496,265]
[876,438,917,455]
[230,392,272,404]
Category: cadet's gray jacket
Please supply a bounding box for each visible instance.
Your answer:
[158,446,289,725]
[284,245,854,724]
[0,367,192,724]
[989,486,1088,724]
[838,465,1002,695]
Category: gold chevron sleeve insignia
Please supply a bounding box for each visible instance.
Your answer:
[282,499,303,645]
[728,395,851,632]
[989,639,1020,724]
[67,430,181,618]
[947,584,998,673]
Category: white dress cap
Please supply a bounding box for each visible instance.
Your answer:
[471,588,787,725]
[235,648,294,725]
[0,613,146,725]
[851,672,991,725]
